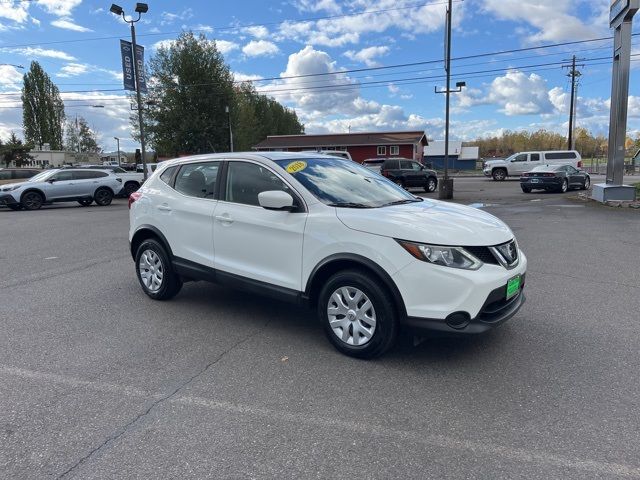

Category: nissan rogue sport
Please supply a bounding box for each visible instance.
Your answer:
[129,153,527,358]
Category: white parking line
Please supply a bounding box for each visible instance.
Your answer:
[2,363,639,478]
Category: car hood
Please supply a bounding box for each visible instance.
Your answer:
[484,159,505,166]
[336,200,514,246]
[0,182,25,190]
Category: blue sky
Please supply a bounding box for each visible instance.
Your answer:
[0,0,639,151]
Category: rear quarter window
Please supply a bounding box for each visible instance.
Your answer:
[545,152,577,160]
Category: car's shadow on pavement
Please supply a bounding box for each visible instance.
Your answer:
[172,281,509,365]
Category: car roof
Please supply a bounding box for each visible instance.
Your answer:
[164,151,342,166]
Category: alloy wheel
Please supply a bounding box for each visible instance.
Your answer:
[327,286,377,346]
[427,178,437,192]
[561,179,568,193]
[584,177,590,189]
[138,249,164,292]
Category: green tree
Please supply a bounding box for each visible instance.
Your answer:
[65,116,100,153]
[135,31,303,156]
[1,132,34,168]
[21,61,65,149]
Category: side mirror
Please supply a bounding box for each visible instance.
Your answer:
[258,190,295,211]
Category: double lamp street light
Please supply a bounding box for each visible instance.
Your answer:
[109,3,150,180]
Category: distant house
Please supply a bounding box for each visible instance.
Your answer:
[423,141,480,170]
[253,131,428,162]
[26,144,100,168]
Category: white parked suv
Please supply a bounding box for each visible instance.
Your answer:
[483,150,582,181]
[129,153,527,358]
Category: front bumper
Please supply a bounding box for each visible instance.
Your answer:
[483,168,492,177]
[393,250,528,334]
[0,193,19,206]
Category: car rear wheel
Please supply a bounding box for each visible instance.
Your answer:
[135,239,183,300]
[581,177,591,190]
[78,198,93,207]
[424,177,438,193]
[521,186,531,193]
[123,182,139,197]
[560,179,568,193]
[318,269,397,359]
[94,188,113,206]
[21,191,43,210]
[492,169,507,181]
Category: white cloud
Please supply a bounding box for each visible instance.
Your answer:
[36,0,82,17]
[51,17,92,32]
[233,72,263,82]
[294,0,342,14]
[5,47,76,61]
[152,39,175,51]
[0,1,30,23]
[242,40,279,57]
[457,71,555,116]
[216,40,240,55]
[276,0,461,47]
[344,46,390,67]
[481,0,603,43]
[161,8,193,25]
[243,25,269,39]
[0,65,23,86]
[57,63,89,78]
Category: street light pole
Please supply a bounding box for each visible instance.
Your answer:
[437,0,455,200]
[114,137,121,167]
[110,3,149,180]
[225,106,233,152]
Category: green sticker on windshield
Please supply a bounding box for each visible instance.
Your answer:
[286,161,307,174]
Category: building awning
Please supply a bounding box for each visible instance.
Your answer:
[254,131,427,149]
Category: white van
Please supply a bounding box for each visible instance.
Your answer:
[483,150,582,181]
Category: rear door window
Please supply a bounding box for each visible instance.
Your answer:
[174,162,220,198]
[385,160,400,170]
[530,154,540,161]
[400,160,413,169]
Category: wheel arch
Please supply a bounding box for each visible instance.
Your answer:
[94,185,115,196]
[20,188,46,201]
[130,225,173,261]
[305,253,407,319]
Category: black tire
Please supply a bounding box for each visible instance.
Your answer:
[78,198,93,207]
[581,177,590,190]
[7,204,22,211]
[21,191,43,210]
[492,168,507,181]
[123,182,139,197]
[559,179,568,193]
[318,269,398,359]
[424,176,438,193]
[521,186,531,193]
[135,239,183,301]
[94,187,113,206]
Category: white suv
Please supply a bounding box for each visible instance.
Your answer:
[129,153,527,358]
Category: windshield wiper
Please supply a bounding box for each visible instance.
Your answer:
[328,202,373,209]
[382,198,424,207]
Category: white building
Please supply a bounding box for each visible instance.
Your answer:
[24,144,100,168]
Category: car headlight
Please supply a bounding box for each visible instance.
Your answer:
[396,240,482,270]
[2,185,20,192]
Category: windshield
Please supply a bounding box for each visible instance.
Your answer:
[29,170,56,182]
[274,158,420,208]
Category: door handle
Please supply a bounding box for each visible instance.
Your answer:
[215,214,234,225]
[158,205,172,212]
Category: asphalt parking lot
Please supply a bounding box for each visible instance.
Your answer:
[2,176,640,479]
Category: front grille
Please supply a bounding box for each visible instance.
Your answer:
[465,246,499,265]
[466,240,519,269]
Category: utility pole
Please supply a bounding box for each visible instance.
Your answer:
[225,106,233,152]
[114,137,121,167]
[564,55,584,151]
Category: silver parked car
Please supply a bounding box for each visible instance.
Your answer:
[0,168,122,211]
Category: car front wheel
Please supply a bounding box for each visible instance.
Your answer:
[318,269,398,359]
[521,186,531,193]
[21,191,43,210]
[581,177,590,190]
[560,179,568,193]
[492,169,507,181]
[135,239,183,300]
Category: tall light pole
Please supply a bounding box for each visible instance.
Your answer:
[434,0,465,200]
[114,137,121,166]
[110,3,149,180]
[225,106,233,152]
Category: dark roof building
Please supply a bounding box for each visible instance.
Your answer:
[253,131,428,163]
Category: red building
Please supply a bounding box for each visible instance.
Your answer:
[253,131,428,163]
